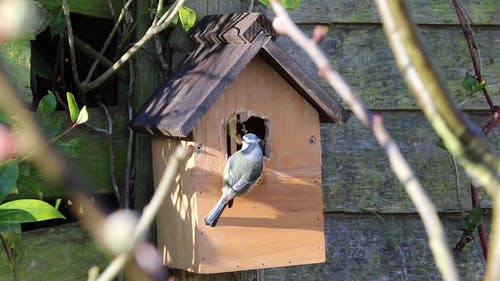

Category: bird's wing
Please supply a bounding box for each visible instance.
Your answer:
[227,154,263,193]
[231,177,258,193]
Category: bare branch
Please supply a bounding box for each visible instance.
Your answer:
[124,59,136,209]
[374,0,500,192]
[62,0,81,90]
[79,0,187,93]
[451,0,494,112]
[270,1,459,280]
[84,0,135,83]
[96,145,193,281]
[374,1,500,280]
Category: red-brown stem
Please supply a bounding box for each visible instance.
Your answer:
[451,0,499,260]
[1,235,19,281]
[451,0,495,113]
[470,183,489,258]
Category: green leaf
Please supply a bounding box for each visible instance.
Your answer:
[436,138,447,151]
[16,175,43,199]
[471,80,486,94]
[258,0,302,9]
[0,113,9,125]
[0,199,65,224]
[66,92,80,123]
[461,207,483,234]
[462,73,486,95]
[282,0,302,9]
[76,106,89,125]
[259,0,271,6]
[55,138,84,156]
[172,13,179,25]
[48,6,66,36]
[37,91,57,117]
[0,224,22,249]
[0,160,19,203]
[178,6,196,32]
[39,0,123,19]
[54,198,62,210]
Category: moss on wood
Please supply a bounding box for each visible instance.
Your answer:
[275,27,500,110]
[265,0,500,24]
[263,213,487,281]
[321,111,497,213]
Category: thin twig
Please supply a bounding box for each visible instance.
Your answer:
[72,36,129,83]
[79,0,187,93]
[486,193,500,281]
[470,182,489,259]
[106,0,118,21]
[451,0,497,260]
[96,145,193,281]
[152,0,165,26]
[154,35,169,76]
[374,1,500,280]
[1,235,19,281]
[0,66,149,280]
[451,154,463,218]
[270,1,459,280]
[248,0,255,12]
[451,0,494,113]
[62,0,81,89]
[124,58,136,209]
[98,103,121,204]
[84,0,135,83]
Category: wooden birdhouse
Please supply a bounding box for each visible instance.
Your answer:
[130,13,350,274]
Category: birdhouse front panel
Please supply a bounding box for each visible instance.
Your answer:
[189,55,326,273]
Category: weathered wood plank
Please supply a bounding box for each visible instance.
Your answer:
[275,26,500,110]
[0,215,487,281]
[262,41,350,123]
[263,0,500,25]
[262,213,488,281]
[173,213,488,280]
[0,223,108,281]
[321,111,498,213]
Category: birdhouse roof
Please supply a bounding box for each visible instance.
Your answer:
[130,13,350,137]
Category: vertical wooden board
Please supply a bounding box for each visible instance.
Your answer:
[152,137,198,270]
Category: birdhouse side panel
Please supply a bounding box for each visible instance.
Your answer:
[151,136,200,271]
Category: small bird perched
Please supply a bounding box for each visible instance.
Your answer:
[204,133,264,227]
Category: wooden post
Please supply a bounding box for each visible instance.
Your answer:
[132,0,158,221]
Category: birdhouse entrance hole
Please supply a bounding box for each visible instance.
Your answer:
[225,113,270,158]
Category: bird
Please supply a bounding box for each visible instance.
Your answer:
[204,133,264,227]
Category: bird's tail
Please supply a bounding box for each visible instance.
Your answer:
[204,197,227,227]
